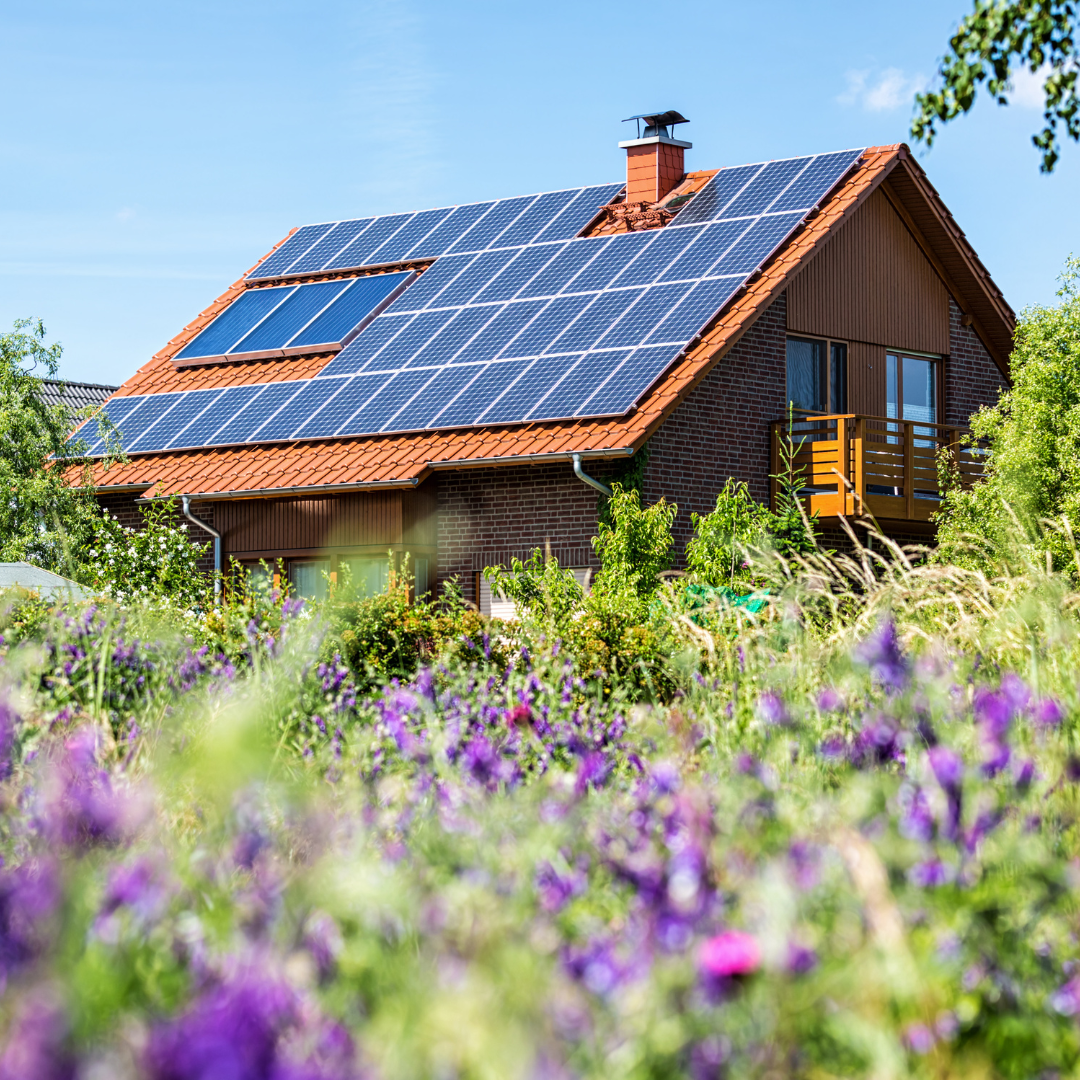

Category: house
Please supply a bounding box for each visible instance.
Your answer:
[40,379,118,415]
[75,113,1013,608]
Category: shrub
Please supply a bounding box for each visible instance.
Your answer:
[936,256,1080,572]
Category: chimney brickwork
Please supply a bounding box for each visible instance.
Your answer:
[625,141,686,203]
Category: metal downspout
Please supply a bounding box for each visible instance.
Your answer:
[572,453,613,497]
[181,495,222,602]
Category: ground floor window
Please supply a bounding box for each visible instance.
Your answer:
[340,556,391,598]
[289,559,329,602]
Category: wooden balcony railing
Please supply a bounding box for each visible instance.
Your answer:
[769,414,986,524]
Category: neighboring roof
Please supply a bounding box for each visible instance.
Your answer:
[0,562,91,600]
[85,144,1014,501]
[39,379,118,412]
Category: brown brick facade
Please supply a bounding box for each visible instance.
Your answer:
[641,292,789,562]
[435,462,612,605]
[946,297,1009,425]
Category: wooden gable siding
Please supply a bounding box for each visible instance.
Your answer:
[786,186,950,361]
[216,489,435,560]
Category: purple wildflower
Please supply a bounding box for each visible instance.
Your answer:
[904,1023,936,1055]
[899,786,935,842]
[853,618,909,691]
[756,690,789,726]
[0,996,74,1080]
[1035,696,1065,725]
[1051,977,1080,1015]
[909,859,952,888]
[927,746,963,792]
[787,942,818,974]
[816,687,843,712]
[535,860,586,913]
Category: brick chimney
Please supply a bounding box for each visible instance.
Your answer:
[619,111,691,204]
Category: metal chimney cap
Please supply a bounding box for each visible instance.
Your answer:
[622,110,689,139]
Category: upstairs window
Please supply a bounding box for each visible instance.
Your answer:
[886,353,938,426]
[786,336,847,414]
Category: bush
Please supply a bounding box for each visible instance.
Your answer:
[936,256,1080,573]
[84,496,210,610]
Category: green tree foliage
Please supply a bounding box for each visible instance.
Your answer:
[0,319,112,576]
[936,256,1080,570]
[685,479,769,587]
[592,483,677,597]
[913,0,1079,172]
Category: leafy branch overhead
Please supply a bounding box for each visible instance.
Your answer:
[912,0,1079,171]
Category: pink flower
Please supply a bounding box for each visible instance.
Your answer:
[698,931,760,977]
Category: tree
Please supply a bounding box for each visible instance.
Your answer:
[935,256,1080,570]
[0,319,114,578]
[912,0,1079,172]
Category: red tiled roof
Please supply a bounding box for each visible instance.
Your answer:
[85,144,1010,500]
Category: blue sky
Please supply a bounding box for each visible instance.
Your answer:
[1,0,1076,387]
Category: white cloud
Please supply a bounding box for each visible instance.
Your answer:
[838,67,927,112]
[114,207,136,222]
[1009,64,1050,108]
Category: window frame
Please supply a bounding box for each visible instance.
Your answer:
[785,334,849,415]
[885,350,944,428]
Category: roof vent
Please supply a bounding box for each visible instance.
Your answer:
[618,111,692,204]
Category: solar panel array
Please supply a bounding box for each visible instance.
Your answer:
[76,149,864,457]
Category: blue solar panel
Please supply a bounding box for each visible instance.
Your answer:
[175,287,293,360]
[289,273,410,350]
[769,149,861,213]
[578,345,680,417]
[321,313,412,376]
[495,191,577,248]
[248,223,335,279]
[598,282,691,348]
[658,220,751,283]
[75,395,143,454]
[129,389,224,452]
[370,309,456,370]
[473,244,563,303]
[528,350,632,421]
[479,354,581,425]
[404,305,499,368]
[384,363,481,432]
[432,361,529,428]
[325,214,412,270]
[535,184,624,242]
[284,219,375,276]
[231,280,351,354]
[548,289,643,353]
[251,378,346,442]
[293,373,390,439]
[213,382,302,446]
[407,202,494,259]
[116,393,184,450]
[721,158,811,219]
[646,277,742,344]
[711,212,803,276]
[449,196,536,254]
[340,368,434,434]
[392,256,474,312]
[501,295,593,359]
[673,165,763,227]
[169,385,258,448]
[613,226,703,287]
[431,249,517,308]
[368,207,455,264]
[452,300,547,364]
[565,231,654,293]
[518,242,607,299]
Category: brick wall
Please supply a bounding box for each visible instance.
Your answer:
[946,297,1009,425]
[435,462,615,604]
[95,491,218,576]
[641,292,789,563]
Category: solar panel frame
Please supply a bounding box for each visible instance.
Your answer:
[282,219,377,276]
[174,286,296,361]
[129,388,226,453]
[292,373,391,439]
[168,385,259,449]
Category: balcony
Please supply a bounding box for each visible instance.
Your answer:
[769,414,986,528]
